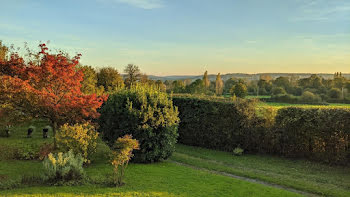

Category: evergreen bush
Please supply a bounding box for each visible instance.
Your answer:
[98,85,180,163]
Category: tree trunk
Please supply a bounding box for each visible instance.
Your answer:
[52,121,57,148]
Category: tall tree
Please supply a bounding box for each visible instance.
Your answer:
[223,77,237,94]
[0,41,8,62]
[215,73,224,95]
[186,79,205,94]
[172,80,186,93]
[97,67,124,91]
[230,82,247,98]
[0,43,107,145]
[79,65,104,95]
[124,64,141,87]
[155,80,166,92]
[203,71,210,89]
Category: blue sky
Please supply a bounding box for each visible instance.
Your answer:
[0,0,349,75]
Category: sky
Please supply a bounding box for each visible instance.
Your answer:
[0,0,349,76]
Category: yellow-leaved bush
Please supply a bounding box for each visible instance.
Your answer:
[111,135,139,186]
[56,123,98,164]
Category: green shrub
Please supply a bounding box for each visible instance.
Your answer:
[42,150,85,183]
[271,87,286,95]
[56,123,98,164]
[0,142,41,160]
[274,107,350,165]
[270,94,299,103]
[328,88,342,99]
[233,147,244,156]
[300,91,322,103]
[173,95,350,165]
[98,85,180,163]
[172,96,264,152]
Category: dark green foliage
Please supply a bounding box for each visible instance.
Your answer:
[173,96,350,165]
[98,86,180,163]
[230,83,248,98]
[271,87,286,95]
[275,107,350,165]
[270,93,326,105]
[0,140,42,160]
[270,94,299,104]
[173,96,263,152]
[329,88,342,99]
[300,91,321,103]
[186,79,205,94]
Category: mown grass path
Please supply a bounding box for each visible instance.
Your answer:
[171,144,350,197]
[170,160,315,197]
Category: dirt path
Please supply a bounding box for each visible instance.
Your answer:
[170,160,318,197]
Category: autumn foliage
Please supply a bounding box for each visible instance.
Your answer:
[0,43,107,138]
[111,135,139,186]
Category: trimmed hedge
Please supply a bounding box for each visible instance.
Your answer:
[173,96,350,165]
[274,107,350,164]
[173,96,265,152]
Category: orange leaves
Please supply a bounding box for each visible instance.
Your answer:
[0,43,107,127]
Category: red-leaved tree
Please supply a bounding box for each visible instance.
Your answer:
[0,44,107,144]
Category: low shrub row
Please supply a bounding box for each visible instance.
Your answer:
[173,96,350,165]
[269,93,327,105]
[0,141,48,160]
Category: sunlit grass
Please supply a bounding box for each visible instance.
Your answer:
[171,144,350,197]
[0,124,301,197]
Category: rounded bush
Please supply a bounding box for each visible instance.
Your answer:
[56,123,98,164]
[98,85,180,163]
[300,91,322,103]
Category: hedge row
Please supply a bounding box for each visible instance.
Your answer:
[172,96,350,165]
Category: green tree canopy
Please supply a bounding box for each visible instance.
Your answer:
[97,67,124,92]
[78,65,104,95]
[230,82,247,98]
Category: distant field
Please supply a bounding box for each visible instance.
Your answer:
[246,95,271,99]
[258,102,350,108]
[223,95,271,99]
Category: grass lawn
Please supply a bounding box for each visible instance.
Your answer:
[257,102,350,108]
[0,124,301,197]
[246,95,272,99]
[171,144,350,197]
[0,160,302,197]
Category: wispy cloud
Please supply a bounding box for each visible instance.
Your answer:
[114,0,163,9]
[245,40,258,44]
[291,0,350,22]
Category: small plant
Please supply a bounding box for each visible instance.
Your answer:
[38,143,55,160]
[42,150,85,183]
[111,135,139,186]
[233,147,244,156]
[56,123,98,164]
[21,174,43,186]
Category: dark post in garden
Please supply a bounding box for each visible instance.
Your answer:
[27,128,33,138]
[5,127,10,137]
[43,128,48,138]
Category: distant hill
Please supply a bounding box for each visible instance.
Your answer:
[148,73,350,82]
